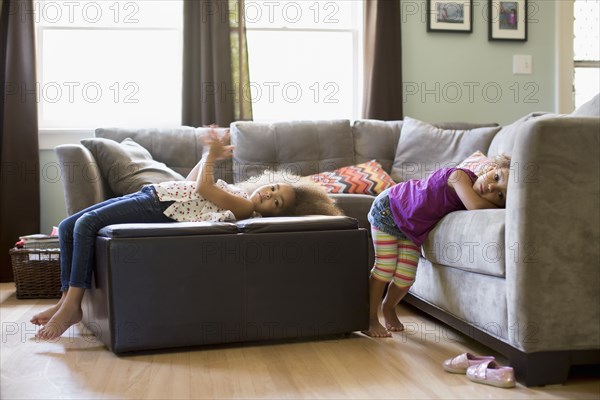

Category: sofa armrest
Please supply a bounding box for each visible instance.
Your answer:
[506,117,600,352]
[330,193,374,230]
[55,144,112,215]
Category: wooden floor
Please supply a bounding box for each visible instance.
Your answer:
[1,283,599,399]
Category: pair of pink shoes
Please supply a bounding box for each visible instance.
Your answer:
[443,352,516,388]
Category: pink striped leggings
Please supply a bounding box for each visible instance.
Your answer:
[371,226,420,287]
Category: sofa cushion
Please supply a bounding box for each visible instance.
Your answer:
[98,221,238,238]
[81,137,185,196]
[409,258,509,341]
[96,127,199,175]
[352,120,402,173]
[230,120,355,183]
[422,209,506,277]
[307,160,395,196]
[95,126,232,182]
[571,93,599,117]
[236,215,359,233]
[391,117,500,182]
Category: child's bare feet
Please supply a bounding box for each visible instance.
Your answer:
[31,292,65,325]
[35,303,83,340]
[35,287,85,341]
[30,303,62,326]
[362,318,393,338]
[382,305,404,332]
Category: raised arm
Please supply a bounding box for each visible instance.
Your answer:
[448,169,498,210]
[186,128,228,181]
[195,130,255,220]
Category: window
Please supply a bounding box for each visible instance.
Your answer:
[573,0,599,108]
[243,0,363,121]
[35,0,183,130]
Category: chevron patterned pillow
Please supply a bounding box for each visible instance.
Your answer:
[308,160,396,196]
[457,150,494,176]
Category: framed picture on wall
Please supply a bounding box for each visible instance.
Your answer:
[488,0,528,41]
[427,0,473,33]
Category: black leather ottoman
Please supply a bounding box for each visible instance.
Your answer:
[81,216,369,353]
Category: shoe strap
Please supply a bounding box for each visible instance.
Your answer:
[472,360,494,379]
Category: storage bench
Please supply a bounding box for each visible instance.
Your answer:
[81,215,369,354]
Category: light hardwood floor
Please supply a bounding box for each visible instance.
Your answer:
[1,282,599,399]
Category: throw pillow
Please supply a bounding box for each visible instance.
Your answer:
[571,93,599,117]
[307,160,395,195]
[391,117,501,182]
[81,137,185,196]
[457,151,494,176]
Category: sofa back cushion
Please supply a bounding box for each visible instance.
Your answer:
[391,117,500,182]
[230,120,355,183]
[81,137,185,196]
[352,120,402,174]
[95,127,232,182]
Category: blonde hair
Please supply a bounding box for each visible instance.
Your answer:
[235,169,344,217]
[478,153,512,176]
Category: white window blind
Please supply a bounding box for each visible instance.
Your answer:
[35,0,183,130]
[244,0,363,121]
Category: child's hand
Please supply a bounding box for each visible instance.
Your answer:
[206,128,233,160]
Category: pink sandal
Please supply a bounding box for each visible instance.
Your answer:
[442,352,495,374]
[466,360,516,388]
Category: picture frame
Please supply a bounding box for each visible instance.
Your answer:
[427,0,473,33]
[488,0,528,41]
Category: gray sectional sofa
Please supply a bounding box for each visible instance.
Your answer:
[55,94,600,386]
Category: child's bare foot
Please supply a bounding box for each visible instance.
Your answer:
[382,306,404,332]
[36,302,82,341]
[30,303,62,326]
[31,293,65,325]
[362,318,393,338]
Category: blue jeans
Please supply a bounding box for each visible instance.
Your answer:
[367,188,408,239]
[58,186,173,290]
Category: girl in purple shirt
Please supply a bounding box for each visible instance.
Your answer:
[364,154,511,338]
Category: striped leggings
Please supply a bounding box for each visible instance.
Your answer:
[371,226,420,287]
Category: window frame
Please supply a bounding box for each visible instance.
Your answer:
[556,0,599,113]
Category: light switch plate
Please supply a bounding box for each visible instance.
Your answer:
[513,55,532,74]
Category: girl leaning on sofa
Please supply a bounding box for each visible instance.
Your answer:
[363,154,511,338]
[31,128,343,341]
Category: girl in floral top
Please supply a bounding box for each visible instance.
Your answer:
[32,129,343,341]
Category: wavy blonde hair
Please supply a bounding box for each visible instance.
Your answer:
[235,169,344,217]
[478,153,512,176]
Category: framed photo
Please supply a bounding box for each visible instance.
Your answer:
[489,0,528,41]
[427,1,473,33]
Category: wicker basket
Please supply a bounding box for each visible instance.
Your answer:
[9,248,62,299]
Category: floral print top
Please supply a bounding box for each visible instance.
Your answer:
[152,179,251,222]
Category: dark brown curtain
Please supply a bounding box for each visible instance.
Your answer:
[363,0,403,120]
[0,0,40,282]
[182,0,252,127]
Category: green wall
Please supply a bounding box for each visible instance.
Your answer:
[402,0,556,125]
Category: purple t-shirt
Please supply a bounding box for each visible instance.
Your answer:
[388,167,477,246]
